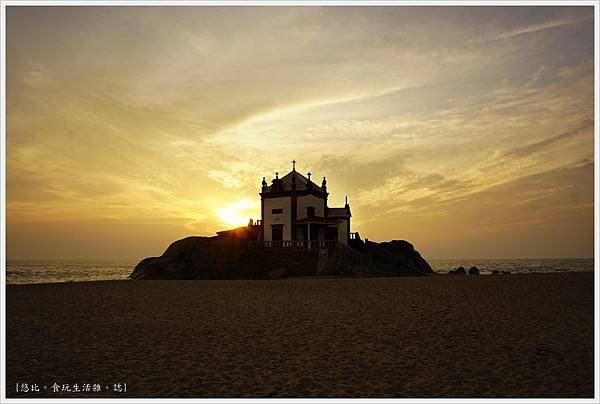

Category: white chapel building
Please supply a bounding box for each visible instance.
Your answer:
[259,161,351,245]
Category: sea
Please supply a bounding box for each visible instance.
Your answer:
[5,258,595,285]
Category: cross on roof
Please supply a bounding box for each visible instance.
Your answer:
[307,172,311,181]
[292,159,296,171]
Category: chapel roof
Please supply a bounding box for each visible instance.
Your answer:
[328,207,351,218]
[264,170,325,195]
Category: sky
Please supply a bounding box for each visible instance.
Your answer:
[5,5,596,260]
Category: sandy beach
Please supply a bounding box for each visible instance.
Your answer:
[6,272,595,398]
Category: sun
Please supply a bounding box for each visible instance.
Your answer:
[216,198,257,227]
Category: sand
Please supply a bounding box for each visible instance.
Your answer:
[5,272,595,398]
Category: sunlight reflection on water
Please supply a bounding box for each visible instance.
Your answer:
[5,258,594,284]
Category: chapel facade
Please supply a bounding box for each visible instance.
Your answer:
[259,161,351,245]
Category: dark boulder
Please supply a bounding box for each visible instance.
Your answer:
[128,237,215,280]
[163,236,211,259]
[468,266,480,275]
[162,262,198,280]
[491,270,500,275]
[449,266,466,275]
[366,240,433,275]
[129,257,171,280]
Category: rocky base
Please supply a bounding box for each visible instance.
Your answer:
[130,236,433,280]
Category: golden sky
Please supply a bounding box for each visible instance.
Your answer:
[6,6,595,260]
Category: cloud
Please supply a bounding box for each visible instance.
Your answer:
[501,119,594,159]
[486,14,593,41]
[21,68,52,88]
[5,6,595,259]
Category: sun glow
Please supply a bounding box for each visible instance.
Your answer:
[216,198,257,227]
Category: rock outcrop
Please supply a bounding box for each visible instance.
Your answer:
[129,237,214,280]
[130,236,321,280]
[371,240,433,275]
[468,266,480,275]
[449,266,466,275]
[130,233,433,280]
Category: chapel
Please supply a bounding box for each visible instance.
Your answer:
[259,161,351,245]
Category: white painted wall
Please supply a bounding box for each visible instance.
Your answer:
[337,218,349,245]
[263,197,292,241]
[296,194,325,219]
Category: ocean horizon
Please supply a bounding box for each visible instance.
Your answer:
[5,258,595,285]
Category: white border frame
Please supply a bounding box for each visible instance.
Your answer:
[0,1,598,403]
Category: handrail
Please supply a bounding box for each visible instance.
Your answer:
[241,240,339,250]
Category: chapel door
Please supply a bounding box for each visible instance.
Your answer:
[272,225,284,241]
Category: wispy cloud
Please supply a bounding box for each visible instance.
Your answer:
[501,118,593,159]
[486,14,593,42]
[6,6,594,259]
